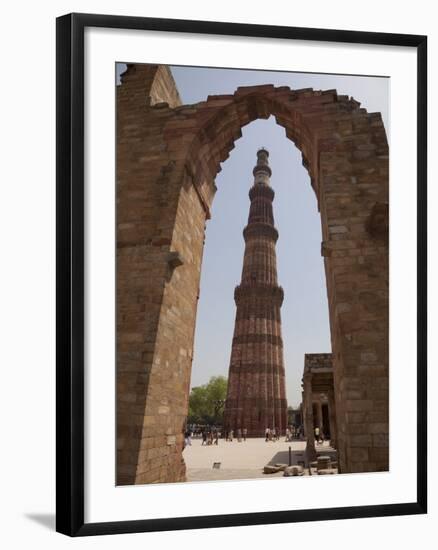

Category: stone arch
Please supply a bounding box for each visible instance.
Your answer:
[117,64,389,485]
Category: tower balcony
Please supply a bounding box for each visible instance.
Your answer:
[234,283,284,306]
[243,222,279,243]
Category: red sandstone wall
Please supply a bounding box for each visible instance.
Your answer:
[117,64,389,483]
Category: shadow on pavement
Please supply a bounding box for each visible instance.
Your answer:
[268,449,306,466]
[268,446,338,467]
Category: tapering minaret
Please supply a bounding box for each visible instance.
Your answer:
[223,149,288,437]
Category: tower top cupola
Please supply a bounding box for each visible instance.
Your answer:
[253,147,272,181]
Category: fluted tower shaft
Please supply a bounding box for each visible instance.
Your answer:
[223,149,288,437]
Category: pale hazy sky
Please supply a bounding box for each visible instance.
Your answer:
[117,64,389,407]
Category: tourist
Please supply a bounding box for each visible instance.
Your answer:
[201,430,207,445]
[229,429,234,441]
[242,427,247,441]
[184,428,192,447]
[214,430,219,445]
[265,427,270,442]
[285,427,290,442]
[314,426,320,444]
[237,428,242,442]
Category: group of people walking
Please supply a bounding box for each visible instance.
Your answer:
[264,427,280,441]
[201,429,219,446]
[265,426,303,442]
[184,427,220,447]
[285,425,303,441]
[224,428,247,442]
[183,424,306,448]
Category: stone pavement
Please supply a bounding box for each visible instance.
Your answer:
[183,437,334,482]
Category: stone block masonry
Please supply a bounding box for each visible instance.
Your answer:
[223,148,288,437]
[117,63,389,484]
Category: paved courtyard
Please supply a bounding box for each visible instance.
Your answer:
[183,437,333,482]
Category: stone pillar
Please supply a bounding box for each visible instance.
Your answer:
[116,64,213,485]
[319,132,389,473]
[328,390,337,448]
[316,400,323,432]
[303,374,316,462]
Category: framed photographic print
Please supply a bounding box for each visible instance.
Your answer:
[56,12,427,536]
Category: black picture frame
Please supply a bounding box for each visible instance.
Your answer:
[56,12,427,537]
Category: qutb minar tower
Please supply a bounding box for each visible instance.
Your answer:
[223,149,288,437]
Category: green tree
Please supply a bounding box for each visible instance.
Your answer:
[188,375,227,424]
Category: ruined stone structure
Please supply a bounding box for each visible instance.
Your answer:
[117,63,389,485]
[223,149,288,437]
[302,353,337,461]
[287,406,303,430]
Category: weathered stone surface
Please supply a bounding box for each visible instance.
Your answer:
[302,354,337,460]
[317,456,331,470]
[223,149,288,437]
[264,464,282,474]
[116,63,389,484]
[284,465,304,477]
[274,463,289,471]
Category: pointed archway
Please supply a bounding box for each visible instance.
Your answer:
[117,64,388,484]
